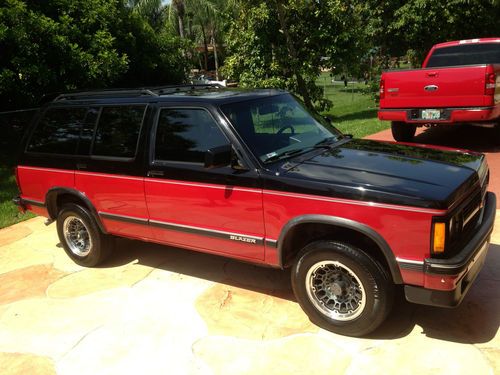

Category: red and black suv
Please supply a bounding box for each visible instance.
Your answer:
[13,86,496,336]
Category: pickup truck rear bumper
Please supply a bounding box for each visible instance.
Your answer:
[404,192,496,307]
[378,106,498,124]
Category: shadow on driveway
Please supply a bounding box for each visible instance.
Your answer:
[413,125,500,154]
[86,236,500,344]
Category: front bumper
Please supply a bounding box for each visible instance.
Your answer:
[405,192,496,307]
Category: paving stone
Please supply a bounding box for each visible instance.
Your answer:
[195,282,318,340]
[0,223,33,247]
[46,263,154,298]
[193,334,352,375]
[0,264,67,305]
[0,352,55,375]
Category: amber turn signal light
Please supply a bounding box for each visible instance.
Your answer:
[433,222,446,253]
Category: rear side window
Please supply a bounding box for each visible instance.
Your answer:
[154,108,228,163]
[92,105,146,158]
[426,43,500,68]
[27,107,87,154]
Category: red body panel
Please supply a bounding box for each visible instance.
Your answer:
[75,171,150,239]
[262,190,439,270]
[144,178,266,260]
[17,166,74,203]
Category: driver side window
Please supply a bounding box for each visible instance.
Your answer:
[154,108,228,164]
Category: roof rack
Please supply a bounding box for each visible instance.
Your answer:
[53,84,223,101]
[54,89,158,101]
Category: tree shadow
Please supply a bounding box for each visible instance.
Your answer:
[333,108,378,123]
[413,125,500,154]
[96,237,499,344]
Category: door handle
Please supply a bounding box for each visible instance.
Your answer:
[147,170,164,177]
[76,163,87,170]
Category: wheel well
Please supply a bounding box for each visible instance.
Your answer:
[46,190,107,233]
[281,223,397,282]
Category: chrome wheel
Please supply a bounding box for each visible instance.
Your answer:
[63,216,92,257]
[305,260,366,321]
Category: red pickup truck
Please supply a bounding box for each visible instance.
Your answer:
[378,38,500,141]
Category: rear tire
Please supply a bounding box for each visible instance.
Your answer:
[391,121,416,142]
[56,203,113,267]
[291,241,394,337]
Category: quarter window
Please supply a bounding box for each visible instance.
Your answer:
[92,106,146,158]
[27,107,87,154]
[154,108,228,163]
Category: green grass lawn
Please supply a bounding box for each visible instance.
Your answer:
[0,110,37,229]
[318,73,390,138]
[0,165,35,229]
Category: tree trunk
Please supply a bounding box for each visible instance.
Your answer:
[178,15,185,39]
[275,0,312,109]
[212,32,219,81]
[201,27,209,72]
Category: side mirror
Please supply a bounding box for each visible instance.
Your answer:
[204,144,232,169]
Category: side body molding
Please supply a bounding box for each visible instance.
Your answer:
[45,187,108,234]
[277,214,403,284]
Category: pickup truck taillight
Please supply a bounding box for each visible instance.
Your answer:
[379,79,385,100]
[485,66,496,96]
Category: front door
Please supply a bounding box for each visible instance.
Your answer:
[144,106,265,261]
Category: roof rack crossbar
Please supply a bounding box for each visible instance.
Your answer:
[54,89,158,101]
[52,84,223,102]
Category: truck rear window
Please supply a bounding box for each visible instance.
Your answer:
[426,43,500,68]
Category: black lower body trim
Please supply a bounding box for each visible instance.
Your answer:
[13,196,45,209]
[99,211,148,225]
[99,211,265,246]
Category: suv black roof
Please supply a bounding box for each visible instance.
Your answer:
[49,85,286,106]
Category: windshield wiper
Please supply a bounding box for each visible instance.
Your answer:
[263,148,312,163]
[314,135,349,149]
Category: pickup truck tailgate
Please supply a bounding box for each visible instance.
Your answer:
[380,65,490,109]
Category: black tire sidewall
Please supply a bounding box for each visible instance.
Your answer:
[292,241,393,337]
[56,204,105,267]
[391,121,416,142]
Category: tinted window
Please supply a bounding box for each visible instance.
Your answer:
[155,108,228,163]
[92,106,145,158]
[27,107,87,154]
[426,43,500,68]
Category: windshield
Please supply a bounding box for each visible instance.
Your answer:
[426,43,500,68]
[221,94,343,163]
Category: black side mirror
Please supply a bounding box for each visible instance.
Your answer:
[204,144,232,169]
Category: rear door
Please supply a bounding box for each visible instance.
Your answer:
[144,105,266,261]
[75,104,152,240]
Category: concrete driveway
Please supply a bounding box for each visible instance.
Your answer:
[1,125,499,375]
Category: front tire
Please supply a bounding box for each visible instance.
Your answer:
[56,203,113,267]
[391,121,416,142]
[291,241,394,337]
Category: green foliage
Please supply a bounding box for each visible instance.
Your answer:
[223,1,364,111]
[0,0,187,111]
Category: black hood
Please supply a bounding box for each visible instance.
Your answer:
[264,139,485,209]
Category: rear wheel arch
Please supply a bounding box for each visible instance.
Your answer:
[45,187,107,234]
[277,215,402,284]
